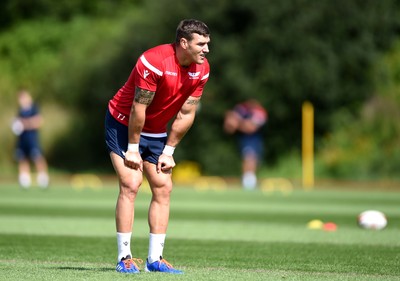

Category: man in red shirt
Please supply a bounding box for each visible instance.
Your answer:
[105,19,210,274]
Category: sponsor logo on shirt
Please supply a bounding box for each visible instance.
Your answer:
[144,70,150,78]
[165,71,178,76]
[188,71,201,79]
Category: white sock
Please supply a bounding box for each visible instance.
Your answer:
[148,233,166,263]
[37,172,49,188]
[242,172,257,190]
[117,232,132,261]
[19,173,31,188]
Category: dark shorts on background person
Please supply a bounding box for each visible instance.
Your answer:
[239,134,264,161]
[105,109,166,165]
[15,132,43,161]
[15,146,42,161]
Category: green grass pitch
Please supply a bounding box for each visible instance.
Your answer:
[0,181,399,281]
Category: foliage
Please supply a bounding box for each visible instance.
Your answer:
[0,0,137,30]
[0,10,140,170]
[318,40,400,179]
[145,0,400,176]
[1,0,400,178]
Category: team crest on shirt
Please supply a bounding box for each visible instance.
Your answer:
[188,71,201,79]
[144,70,150,78]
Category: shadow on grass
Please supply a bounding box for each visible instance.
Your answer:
[55,266,114,272]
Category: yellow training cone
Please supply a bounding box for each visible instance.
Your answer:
[307,219,324,230]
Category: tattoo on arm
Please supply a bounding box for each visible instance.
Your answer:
[186,97,200,105]
[134,87,155,105]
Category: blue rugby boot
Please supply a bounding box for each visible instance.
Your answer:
[145,257,183,274]
[116,255,142,273]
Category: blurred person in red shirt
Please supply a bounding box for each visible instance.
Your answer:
[224,99,268,190]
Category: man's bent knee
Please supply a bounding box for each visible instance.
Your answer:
[119,177,141,200]
[150,182,173,201]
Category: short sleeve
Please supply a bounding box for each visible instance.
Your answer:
[134,54,163,92]
[190,62,210,98]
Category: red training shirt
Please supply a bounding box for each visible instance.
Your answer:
[108,43,210,134]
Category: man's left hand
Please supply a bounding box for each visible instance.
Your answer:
[157,154,175,174]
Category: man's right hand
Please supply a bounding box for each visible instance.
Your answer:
[124,151,143,171]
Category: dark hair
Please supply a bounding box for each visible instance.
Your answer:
[175,19,210,44]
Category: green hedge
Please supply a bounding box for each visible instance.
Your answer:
[1,0,400,179]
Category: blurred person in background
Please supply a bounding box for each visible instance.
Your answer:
[11,89,49,188]
[105,19,210,274]
[224,99,268,190]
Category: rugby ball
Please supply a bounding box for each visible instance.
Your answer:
[357,210,387,230]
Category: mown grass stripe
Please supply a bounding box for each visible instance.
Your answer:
[0,184,399,281]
